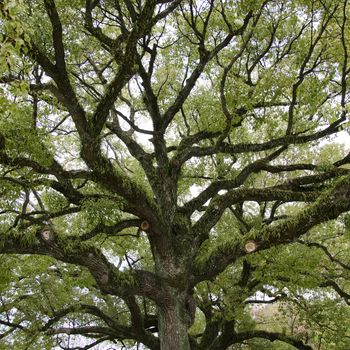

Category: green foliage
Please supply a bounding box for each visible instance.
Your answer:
[0,0,350,349]
[81,197,122,227]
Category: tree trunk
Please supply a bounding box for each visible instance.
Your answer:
[158,289,191,350]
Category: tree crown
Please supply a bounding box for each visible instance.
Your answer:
[0,0,350,349]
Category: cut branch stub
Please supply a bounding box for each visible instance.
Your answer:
[140,220,150,231]
[40,227,55,243]
[244,240,257,253]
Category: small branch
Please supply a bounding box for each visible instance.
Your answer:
[299,240,350,271]
[81,219,142,240]
[319,280,350,303]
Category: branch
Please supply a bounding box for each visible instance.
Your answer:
[47,326,116,336]
[176,117,345,165]
[57,337,110,350]
[41,301,159,349]
[152,0,182,23]
[192,187,319,238]
[286,4,338,135]
[162,9,254,130]
[183,160,349,216]
[299,240,350,271]
[124,296,159,349]
[80,219,142,240]
[230,330,312,350]
[319,280,350,303]
[106,114,155,178]
[0,230,165,304]
[41,304,116,332]
[28,7,147,216]
[0,319,25,330]
[84,0,124,57]
[193,174,350,283]
[91,0,158,135]
[30,5,89,138]
[183,147,287,212]
[0,137,159,228]
[0,327,17,341]
[43,0,66,72]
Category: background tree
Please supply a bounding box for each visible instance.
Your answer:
[0,0,350,349]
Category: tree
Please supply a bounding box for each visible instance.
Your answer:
[0,0,350,348]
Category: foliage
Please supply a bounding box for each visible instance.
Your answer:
[0,0,350,349]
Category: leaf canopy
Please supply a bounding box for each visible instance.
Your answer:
[0,0,350,349]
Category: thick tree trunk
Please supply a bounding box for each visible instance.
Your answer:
[158,289,191,350]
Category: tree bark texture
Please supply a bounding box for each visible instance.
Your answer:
[158,289,191,350]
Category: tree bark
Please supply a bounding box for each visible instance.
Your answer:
[158,288,191,350]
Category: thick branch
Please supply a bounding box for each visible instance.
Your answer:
[43,0,66,72]
[183,162,349,215]
[228,330,312,350]
[193,174,350,283]
[192,187,319,237]
[0,231,165,304]
[176,118,345,165]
